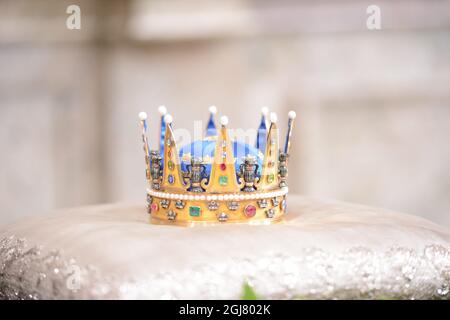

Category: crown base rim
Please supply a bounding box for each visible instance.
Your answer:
[149,215,284,227]
[147,191,287,226]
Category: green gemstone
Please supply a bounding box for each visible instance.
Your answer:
[267,174,275,183]
[168,160,174,170]
[219,175,228,186]
[189,206,201,217]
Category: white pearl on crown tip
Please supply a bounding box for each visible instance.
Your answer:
[220,116,229,126]
[138,112,147,120]
[261,107,269,116]
[270,112,278,123]
[164,114,173,124]
[209,105,217,114]
[158,105,167,115]
[288,110,297,119]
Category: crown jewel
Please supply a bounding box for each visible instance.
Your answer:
[139,106,296,226]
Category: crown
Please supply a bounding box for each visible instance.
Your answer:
[138,106,297,226]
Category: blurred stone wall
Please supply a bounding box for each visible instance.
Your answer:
[1,0,450,226]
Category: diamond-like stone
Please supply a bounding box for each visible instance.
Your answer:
[175,200,185,209]
[257,199,268,208]
[152,183,160,190]
[272,197,279,206]
[208,201,219,211]
[160,199,170,209]
[228,201,239,211]
[167,210,177,221]
[217,212,228,222]
[266,208,275,218]
[281,199,287,212]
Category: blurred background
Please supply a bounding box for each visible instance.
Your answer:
[1,0,450,227]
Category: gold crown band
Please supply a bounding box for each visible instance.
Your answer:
[147,190,287,225]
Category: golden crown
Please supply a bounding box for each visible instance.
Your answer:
[138,106,296,226]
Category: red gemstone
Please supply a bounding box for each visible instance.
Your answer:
[151,203,159,213]
[220,163,227,171]
[244,205,256,218]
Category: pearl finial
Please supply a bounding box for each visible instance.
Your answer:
[288,111,297,119]
[158,105,167,115]
[220,116,229,126]
[138,112,147,120]
[270,112,278,123]
[164,114,173,124]
[209,105,217,114]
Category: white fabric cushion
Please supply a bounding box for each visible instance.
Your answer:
[1,195,449,299]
